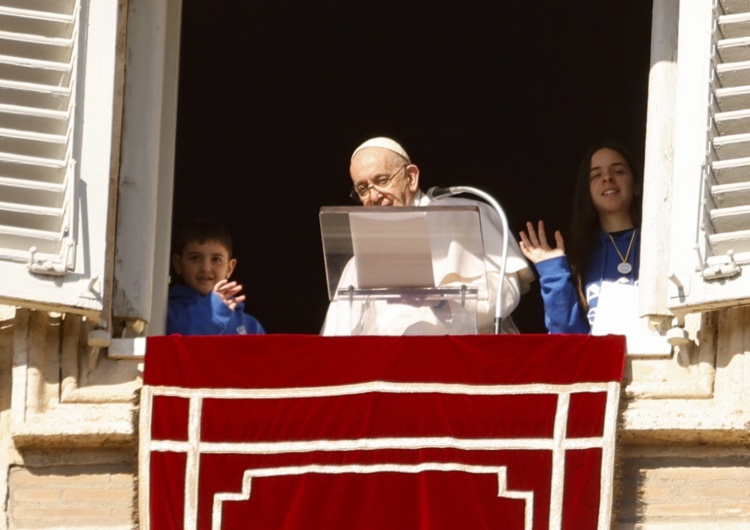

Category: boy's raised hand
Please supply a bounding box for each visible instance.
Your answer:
[519,220,566,264]
[213,279,246,310]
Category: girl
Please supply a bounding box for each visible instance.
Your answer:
[519,142,642,333]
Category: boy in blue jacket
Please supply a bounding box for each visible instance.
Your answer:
[167,219,265,335]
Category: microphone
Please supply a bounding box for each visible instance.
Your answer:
[427,186,458,200]
[427,185,510,335]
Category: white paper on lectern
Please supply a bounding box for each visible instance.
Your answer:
[350,211,435,289]
[591,281,671,355]
[349,208,487,291]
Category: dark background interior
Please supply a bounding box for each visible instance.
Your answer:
[172,2,653,334]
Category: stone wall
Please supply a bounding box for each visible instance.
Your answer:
[617,446,750,529]
[7,456,135,530]
[0,308,140,530]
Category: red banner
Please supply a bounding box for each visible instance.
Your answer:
[139,334,625,529]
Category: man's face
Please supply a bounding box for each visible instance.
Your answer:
[350,147,418,206]
[172,240,236,296]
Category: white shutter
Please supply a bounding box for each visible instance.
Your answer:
[0,0,77,274]
[706,3,750,260]
[667,0,750,314]
[111,0,181,334]
[0,0,121,316]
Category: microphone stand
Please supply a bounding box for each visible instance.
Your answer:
[427,186,510,334]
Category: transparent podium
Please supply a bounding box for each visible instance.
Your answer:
[319,205,490,336]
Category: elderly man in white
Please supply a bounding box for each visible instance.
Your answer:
[321,137,534,335]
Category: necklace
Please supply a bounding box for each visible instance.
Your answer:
[608,229,637,275]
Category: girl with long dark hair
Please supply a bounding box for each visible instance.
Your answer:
[519,142,642,333]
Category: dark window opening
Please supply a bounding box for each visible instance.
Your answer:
[172,3,653,334]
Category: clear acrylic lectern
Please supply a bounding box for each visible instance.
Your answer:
[319,205,489,336]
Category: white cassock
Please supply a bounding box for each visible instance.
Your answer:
[320,190,535,335]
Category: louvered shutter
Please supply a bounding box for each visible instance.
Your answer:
[707,2,750,261]
[667,0,750,313]
[0,0,120,315]
[0,1,77,273]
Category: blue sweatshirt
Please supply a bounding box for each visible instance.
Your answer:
[166,284,265,336]
[534,229,640,334]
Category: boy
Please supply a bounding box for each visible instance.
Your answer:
[167,219,265,335]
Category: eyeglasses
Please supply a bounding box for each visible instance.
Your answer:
[350,165,408,202]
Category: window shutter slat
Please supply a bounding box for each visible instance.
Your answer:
[711,179,750,207]
[711,156,750,183]
[709,204,750,232]
[718,12,750,38]
[717,59,750,86]
[713,108,750,135]
[721,0,750,16]
[708,229,750,256]
[713,132,750,157]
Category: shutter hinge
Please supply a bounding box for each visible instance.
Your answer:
[697,247,740,281]
[27,239,76,276]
